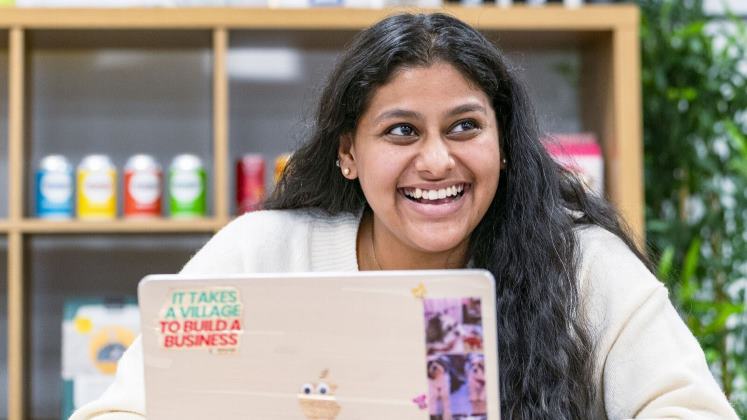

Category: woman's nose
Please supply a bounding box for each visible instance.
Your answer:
[414,136,455,178]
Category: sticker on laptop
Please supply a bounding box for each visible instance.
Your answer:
[423,297,487,419]
[297,369,341,420]
[157,287,243,353]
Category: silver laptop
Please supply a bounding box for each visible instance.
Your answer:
[138,270,500,419]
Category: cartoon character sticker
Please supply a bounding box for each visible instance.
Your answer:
[298,369,341,420]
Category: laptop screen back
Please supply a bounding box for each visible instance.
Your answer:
[138,270,499,419]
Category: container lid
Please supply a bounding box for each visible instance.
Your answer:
[126,154,160,171]
[239,154,264,164]
[171,154,203,171]
[40,154,72,172]
[79,154,114,171]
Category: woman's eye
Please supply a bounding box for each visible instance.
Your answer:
[387,124,416,136]
[450,120,478,133]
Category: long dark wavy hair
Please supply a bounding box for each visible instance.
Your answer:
[265,13,651,419]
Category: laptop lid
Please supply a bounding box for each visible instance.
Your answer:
[138,270,499,419]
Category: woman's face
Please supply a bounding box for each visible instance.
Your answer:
[339,62,502,264]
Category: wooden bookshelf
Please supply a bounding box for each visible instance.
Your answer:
[0,5,638,29]
[18,218,226,234]
[0,5,643,420]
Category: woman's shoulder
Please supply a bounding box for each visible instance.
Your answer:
[573,224,666,327]
[573,225,647,270]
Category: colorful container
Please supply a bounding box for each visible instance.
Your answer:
[124,154,162,219]
[168,154,206,218]
[36,154,74,219]
[77,155,117,220]
[274,153,291,185]
[236,154,265,214]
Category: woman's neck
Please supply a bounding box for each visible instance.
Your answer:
[356,210,469,271]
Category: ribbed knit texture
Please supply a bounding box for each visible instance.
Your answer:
[310,210,360,272]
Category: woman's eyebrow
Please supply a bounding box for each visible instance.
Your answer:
[447,103,487,117]
[374,108,423,123]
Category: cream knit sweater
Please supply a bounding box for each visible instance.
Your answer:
[70,209,739,420]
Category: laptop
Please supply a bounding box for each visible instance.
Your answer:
[138,270,500,419]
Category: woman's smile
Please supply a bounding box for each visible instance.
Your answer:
[399,183,470,218]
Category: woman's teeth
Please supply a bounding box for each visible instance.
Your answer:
[403,184,465,201]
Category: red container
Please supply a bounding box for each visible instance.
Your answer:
[237,154,265,214]
[124,154,162,218]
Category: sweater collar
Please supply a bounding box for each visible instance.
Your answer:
[309,210,362,272]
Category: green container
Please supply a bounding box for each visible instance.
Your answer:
[168,154,207,218]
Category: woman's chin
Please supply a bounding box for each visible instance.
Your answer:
[405,235,469,258]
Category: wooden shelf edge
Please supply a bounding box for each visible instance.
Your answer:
[17,218,226,233]
[0,4,639,30]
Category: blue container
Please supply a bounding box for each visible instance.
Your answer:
[36,155,74,219]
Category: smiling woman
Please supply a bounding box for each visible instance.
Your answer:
[71,12,738,420]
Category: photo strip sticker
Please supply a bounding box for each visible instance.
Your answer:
[423,297,487,420]
[157,287,243,353]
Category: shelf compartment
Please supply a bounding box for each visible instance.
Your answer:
[19,217,225,234]
[24,29,216,220]
[24,234,210,419]
[228,29,352,215]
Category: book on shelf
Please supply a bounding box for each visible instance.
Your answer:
[61,297,139,419]
[542,132,604,195]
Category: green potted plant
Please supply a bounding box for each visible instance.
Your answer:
[640,0,747,415]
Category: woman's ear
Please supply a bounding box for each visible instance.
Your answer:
[337,134,358,180]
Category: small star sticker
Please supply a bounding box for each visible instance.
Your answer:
[411,282,427,299]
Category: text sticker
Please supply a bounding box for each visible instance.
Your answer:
[157,287,243,353]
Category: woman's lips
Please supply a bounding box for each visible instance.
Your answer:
[399,184,471,218]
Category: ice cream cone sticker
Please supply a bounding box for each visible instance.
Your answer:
[298,369,341,420]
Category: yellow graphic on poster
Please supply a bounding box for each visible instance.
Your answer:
[89,326,136,375]
[73,316,93,334]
